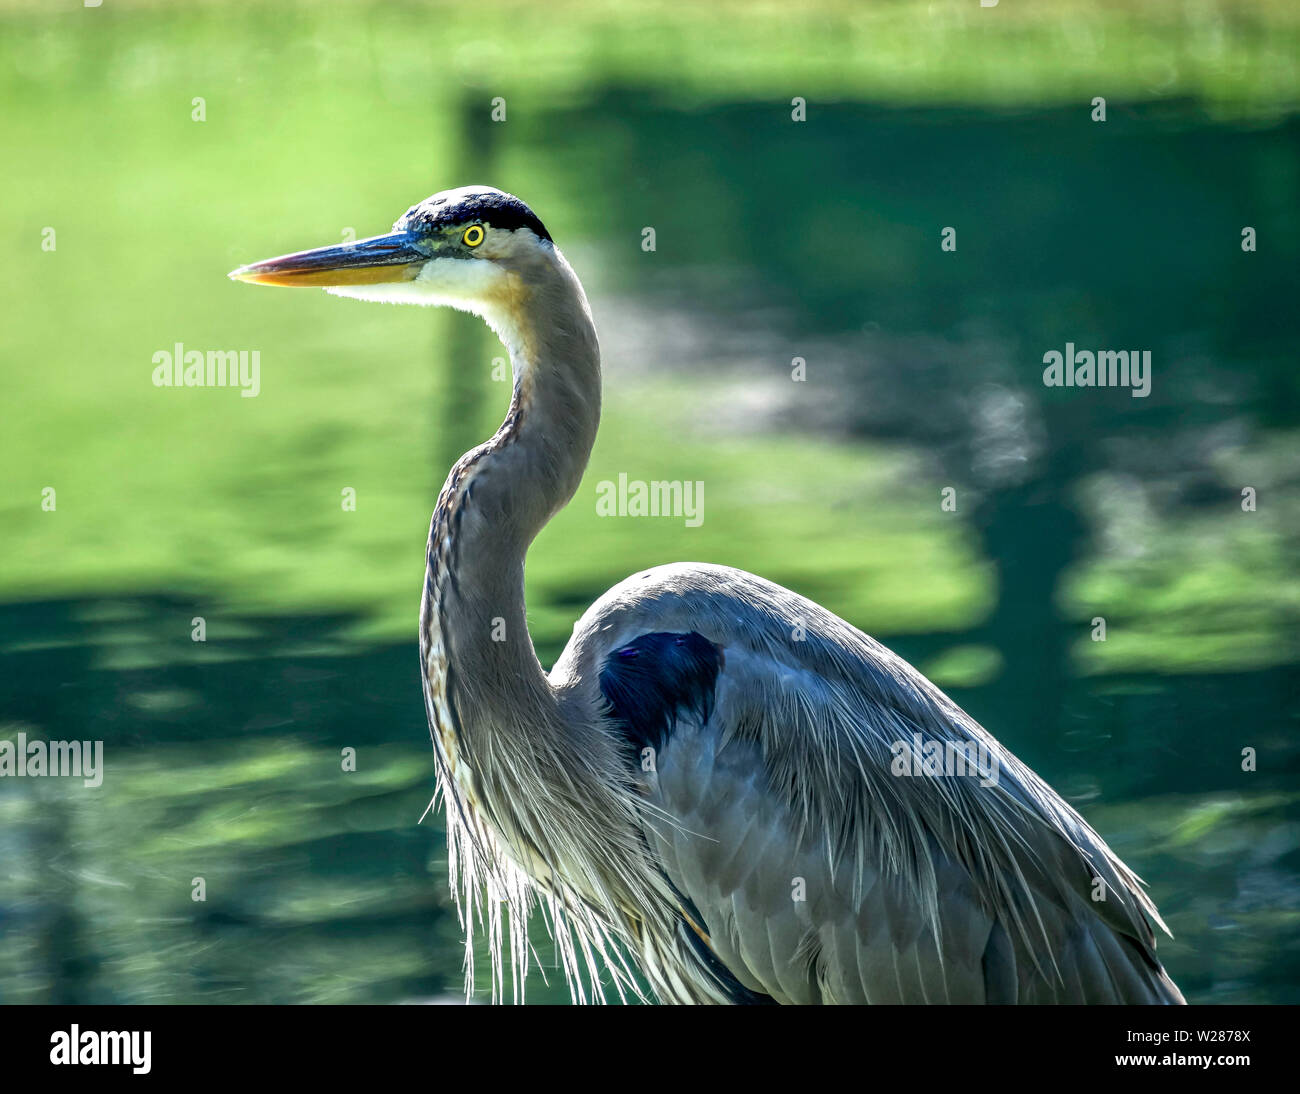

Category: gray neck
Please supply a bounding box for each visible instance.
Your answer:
[422,249,601,743]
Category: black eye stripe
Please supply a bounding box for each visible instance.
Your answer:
[404,190,552,242]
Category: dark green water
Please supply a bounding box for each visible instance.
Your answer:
[2,94,1297,1004]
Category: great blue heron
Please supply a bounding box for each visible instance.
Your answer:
[231,185,1184,1005]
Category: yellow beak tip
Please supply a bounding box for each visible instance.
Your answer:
[226,233,427,287]
[229,265,264,283]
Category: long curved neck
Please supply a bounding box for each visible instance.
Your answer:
[421,249,601,757]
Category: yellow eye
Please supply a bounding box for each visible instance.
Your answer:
[463,225,485,247]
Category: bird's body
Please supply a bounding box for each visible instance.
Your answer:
[232,185,1183,1004]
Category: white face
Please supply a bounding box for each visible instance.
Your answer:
[231,200,552,337]
[229,189,561,357]
[324,254,515,310]
[325,229,550,362]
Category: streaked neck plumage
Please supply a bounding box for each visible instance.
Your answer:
[419,245,674,1003]
[415,240,730,1003]
[419,243,602,873]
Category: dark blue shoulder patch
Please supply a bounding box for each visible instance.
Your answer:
[598,632,722,755]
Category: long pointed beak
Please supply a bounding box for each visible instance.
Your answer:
[228,230,428,287]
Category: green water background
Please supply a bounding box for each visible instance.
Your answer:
[1,0,1297,1003]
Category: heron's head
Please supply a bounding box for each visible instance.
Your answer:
[229,185,556,315]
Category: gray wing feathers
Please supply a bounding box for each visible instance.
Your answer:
[555,562,1183,1004]
[645,715,1001,1003]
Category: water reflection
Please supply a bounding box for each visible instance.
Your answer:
[3,86,1298,1003]
[0,591,1295,1003]
[0,598,455,1004]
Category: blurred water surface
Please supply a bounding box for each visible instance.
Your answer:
[1,1,1298,1003]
